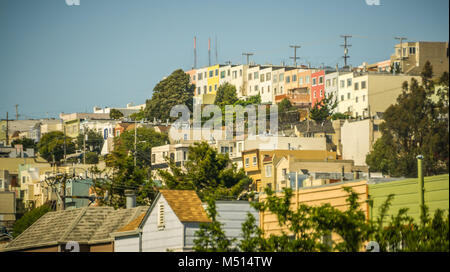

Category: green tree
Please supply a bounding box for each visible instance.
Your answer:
[309,93,337,123]
[12,204,53,238]
[37,131,76,164]
[76,129,104,154]
[145,69,195,122]
[278,98,299,127]
[214,83,239,108]
[85,152,99,164]
[109,109,124,120]
[158,142,252,200]
[130,109,146,121]
[331,112,351,120]
[11,137,36,151]
[366,62,449,177]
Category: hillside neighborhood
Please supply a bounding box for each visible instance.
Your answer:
[0,37,448,252]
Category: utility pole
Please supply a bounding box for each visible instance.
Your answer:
[83,126,87,165]
[242,52,254,65]
[215,35,218,64]
[15,104,19,120]
[289,45,301,67]
[61,119,66,165]
[134,120,137,167]
[60,174,67,211]
[5,112,9,146]
[395,37,407,73]
[417,155,425,219]
[340,35,352,67]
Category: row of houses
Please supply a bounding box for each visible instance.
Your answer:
[2,173,447,252]
[186,41,448,119]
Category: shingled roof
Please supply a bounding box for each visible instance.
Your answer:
[159,190,211,223]
[1,206,148,252]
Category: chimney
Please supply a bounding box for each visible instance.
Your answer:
[125,190,136,209]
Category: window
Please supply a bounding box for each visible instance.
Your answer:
[227,70,230,76]
[266,73,271,81]
[312,77,317,86]
[286,76,290,83]
[356,96,359,103]
[268,86,270,93]
[341,95,344,101]
[0,179,3,189]
[220,71,226,78]
[238,143,242,153]
[214,84,217,91]
[254,72,259,79]
[193,75,196,81]
[245,158,249,167]
[292,75,297,82]
[333,78,337,86]
[326,79,331,87]
[299,77,303,85]
[198,73,202,80]
[320,90,323,97]
[22,176,26,184]
[361,81,366,89]
[203,86,207,94]
[306,76,310,84]
[240,69,243,76]
[273,74,277,83]
[319,76,323,84]
[347,93,351,99]
[279,73,284,82]
[265,165,272,177]
[157,203,165,230]
[209,71,213,78]
[347,78,352,87]
[204,72,207,78]
[253,156,257,166]
[282,168,287,177]
[215,69,218,76]
[197,87,201,95]
[340,80,345,88]
[260,74,265,82]
[255,85,259,91]
[354,82,359,90]
[232,71,237,79]
[261,87,264,93]
[248,73,252,80]
[209,86,212,92]
[183,151,187,161]
[151,154,156,163]
[363,95,366,102]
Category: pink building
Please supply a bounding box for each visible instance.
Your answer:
[311,70,325,107]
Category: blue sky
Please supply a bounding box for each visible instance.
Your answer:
[0,0,448,119]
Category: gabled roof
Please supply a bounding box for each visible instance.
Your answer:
[1,206,148,252]
[159,190,211,223]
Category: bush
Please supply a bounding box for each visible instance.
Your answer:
[12,204,52,238]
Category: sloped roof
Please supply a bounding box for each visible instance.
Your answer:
[159,190,211,223]
[116,212,147,232]
[1,206,148,252]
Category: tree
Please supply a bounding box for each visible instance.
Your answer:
[114,126,168,168]
[145,69,195,122]
[85,152,99,164]
[129,109,146,121]
[11,137,36,151]
[158,142,252,201]
[278,98,299,127]
[37,131,76,164]
[309,93,337,123]
[214,83,239,108]
[109,109,124,120]
[91,127,168,208]
[76,129,104,154]
[331,112,351,120]
[12,204,52,238]
[366,62,449,177]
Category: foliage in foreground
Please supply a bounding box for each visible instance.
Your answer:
[194,187,449,252]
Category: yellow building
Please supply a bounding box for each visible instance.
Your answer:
[207,64,221,95]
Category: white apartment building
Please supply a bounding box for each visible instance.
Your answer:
[193,66,210,105]
[259,66,275,104]
[336,72,355,115]
[324,71,340,102]
[230,65,248,98]
[246,66,261,98]
[271,67,286,99]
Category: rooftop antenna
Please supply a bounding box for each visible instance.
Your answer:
[208,37,211,66]
[193,36,197,69]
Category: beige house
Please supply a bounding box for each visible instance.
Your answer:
[390,41,449,77]
[340,118,383,167]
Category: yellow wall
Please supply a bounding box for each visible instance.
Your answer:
[259,180,368,237]
[207,65,220,94]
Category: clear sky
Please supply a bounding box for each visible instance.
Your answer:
[0,0,448,119]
